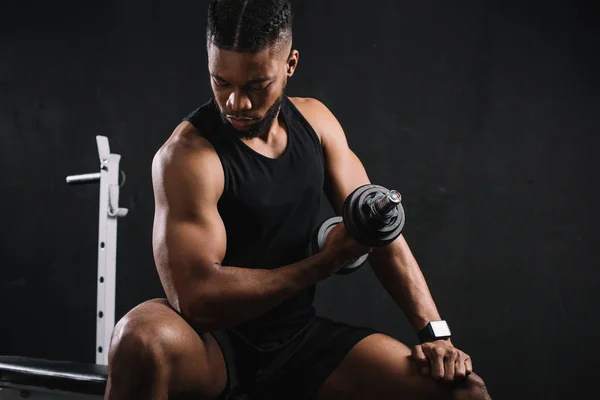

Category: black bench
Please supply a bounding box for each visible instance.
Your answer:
[0,356,107,399]
[0,356,252,399]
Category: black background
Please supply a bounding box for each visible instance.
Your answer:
[1,1,599,398]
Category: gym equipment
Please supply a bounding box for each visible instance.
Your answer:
[0,136,128,399]
[312,184,405,274]
[311,216,370,274]
[343,184,405,247]
[66,136,129,365]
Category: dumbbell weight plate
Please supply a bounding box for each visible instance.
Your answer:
[338,253,369,275]
[343,184,405,247]
[312,216,369,275]
[354,187,405,245]
[343,185,378,245]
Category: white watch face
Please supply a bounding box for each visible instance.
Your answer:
[431,321,451,337]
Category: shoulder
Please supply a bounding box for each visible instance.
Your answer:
[288,97,344,142]
[152,121,224,202]
[289,97,345,146]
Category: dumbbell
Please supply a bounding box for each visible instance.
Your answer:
[311,184,406,274]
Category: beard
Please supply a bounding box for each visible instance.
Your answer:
[220,84,287,140]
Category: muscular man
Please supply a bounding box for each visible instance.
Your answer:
[105,1,492,399]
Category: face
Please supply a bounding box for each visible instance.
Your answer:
[207,41,299,139]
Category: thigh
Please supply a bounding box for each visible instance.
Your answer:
[248,317,377,400]
[107,298,229,398]
[316,333,452,400]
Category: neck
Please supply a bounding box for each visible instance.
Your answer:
[245,110,284,144]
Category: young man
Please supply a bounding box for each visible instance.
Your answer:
[105,1,492,399]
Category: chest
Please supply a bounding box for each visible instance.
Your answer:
[240,132,288,159]
[239,156,322,212]
[221,146,323,227]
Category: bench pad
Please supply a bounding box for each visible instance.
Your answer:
[0,356,107,395]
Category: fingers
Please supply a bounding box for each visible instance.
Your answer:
[424,346,446,381]
[411,345,430,376]
[465,356,473,376]
[421,344,474,383]
[443,349,458,382]
[454,352,467,380]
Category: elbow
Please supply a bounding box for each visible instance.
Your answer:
[177,291,219,333]
[176,267,223,332]
[179,297,217,333]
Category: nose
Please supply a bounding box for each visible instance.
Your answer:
[227,89,252,114]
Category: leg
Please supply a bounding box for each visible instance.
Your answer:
[317,334,491,400]
[104,298,228,400]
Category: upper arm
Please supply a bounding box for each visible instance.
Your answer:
[151,132,226,314]
[293,97,371,214]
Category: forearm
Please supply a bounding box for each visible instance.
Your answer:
[183,251,335,332]
[368,235,441,332]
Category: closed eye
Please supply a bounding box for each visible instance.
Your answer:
[248,82,272,92]
[211,75,273,92]
[213,77,230,88]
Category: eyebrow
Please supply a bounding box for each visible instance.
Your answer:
[211,74,272,85]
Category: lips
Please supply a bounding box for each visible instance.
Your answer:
[227,117,257,130]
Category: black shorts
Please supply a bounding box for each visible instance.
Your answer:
[212,317,378,400]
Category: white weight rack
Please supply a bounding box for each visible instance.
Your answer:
[0,135,128,399]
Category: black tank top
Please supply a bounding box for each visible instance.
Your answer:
[183,97,324,345]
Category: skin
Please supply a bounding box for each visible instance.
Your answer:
[105,36,491,400]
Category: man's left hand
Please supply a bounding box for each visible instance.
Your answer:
[411,340,473,382]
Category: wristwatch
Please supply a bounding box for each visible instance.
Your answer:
[418,320,452,343]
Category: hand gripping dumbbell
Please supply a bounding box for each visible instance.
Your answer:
[311,184,406,274]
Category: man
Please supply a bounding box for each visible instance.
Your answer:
[105,1,492,399]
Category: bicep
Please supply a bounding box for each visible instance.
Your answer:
[153,210,226,309]
[151,145,226,313]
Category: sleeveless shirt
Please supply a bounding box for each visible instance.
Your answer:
[183,97,325,345]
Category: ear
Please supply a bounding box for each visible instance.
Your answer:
[286,49,299,77]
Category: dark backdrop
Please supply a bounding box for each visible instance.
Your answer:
[1,0,598,398]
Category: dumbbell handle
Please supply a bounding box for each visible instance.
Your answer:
[372,190,402,216]
[344,184,405,247]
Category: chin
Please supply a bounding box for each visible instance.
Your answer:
[230,120,260,132]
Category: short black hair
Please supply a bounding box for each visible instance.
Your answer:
[206,0,293,53]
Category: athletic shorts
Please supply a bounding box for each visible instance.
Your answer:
[211,317,378,400]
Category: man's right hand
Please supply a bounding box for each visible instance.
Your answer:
[321,221,373,273]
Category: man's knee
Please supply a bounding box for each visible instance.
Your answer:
[106,300,225,400]
[452,373,491,400]
[108,301,180,372]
